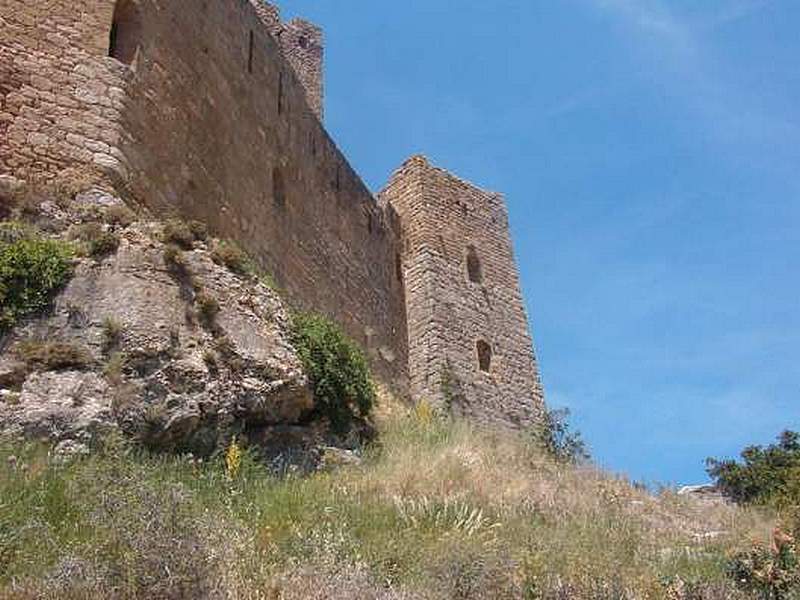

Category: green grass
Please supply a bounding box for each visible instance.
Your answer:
[0,417,777,599]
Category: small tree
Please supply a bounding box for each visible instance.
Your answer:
[706,430,800,507]
[534,407,590,464]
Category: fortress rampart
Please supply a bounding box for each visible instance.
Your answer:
[0,0,545,426]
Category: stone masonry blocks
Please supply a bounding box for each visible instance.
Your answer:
[0,0,546,427]
[382,156,545,428]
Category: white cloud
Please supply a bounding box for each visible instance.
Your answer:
[583,0,797,160]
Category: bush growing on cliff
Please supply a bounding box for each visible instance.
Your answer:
[15,340,92,372]
[70,222,120,258]
[162,219,207,249]
[290,312,375,433]
[0,233,73,332]
[211,240,252,276]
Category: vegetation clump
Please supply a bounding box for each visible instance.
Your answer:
[103,204,136,228]
[707,430,800,508]
[211,239,252,276]
[0,233,73,332]
[69,222,120,258]
[15,340,92,372]
[162,219,207,249]
[290,312,376,433]
[195,291,220,330]
[101,316,124,353]
[726,531,799,599]
[0,222,34,245]
[534,406,590,464]
[707,430,800,598]
[88,231,120,257]
[162,244,188,277]
[103,351,128,386]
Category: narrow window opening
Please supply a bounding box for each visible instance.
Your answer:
[466,245,483,284]
[247,30,254,73]
[273,167,286,207]
[109,21,119,56]
[335,166,341,191]
[298,35,309,49]
[278,72,284,114]
[109,0,142,66]
[477,340,492,373]
[395,252,403,283]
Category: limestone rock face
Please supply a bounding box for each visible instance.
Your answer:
[0,204,314,456]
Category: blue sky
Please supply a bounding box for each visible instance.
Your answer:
[279,0,799,485]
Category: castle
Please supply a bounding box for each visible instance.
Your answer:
[0,0,545,428]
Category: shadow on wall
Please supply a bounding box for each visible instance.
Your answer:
[109,0,142,65]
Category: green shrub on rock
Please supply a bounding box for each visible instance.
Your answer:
[0,235,73,332]
[69,222,120,258]
[290,312,375,433]
[162,219,207,250]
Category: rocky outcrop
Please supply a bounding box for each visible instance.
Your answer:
[0,189,317,457]
[677,484,729,506]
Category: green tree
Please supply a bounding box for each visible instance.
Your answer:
[535,407,590,464]
[706,430,800,507]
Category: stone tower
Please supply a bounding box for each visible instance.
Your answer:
[382,156,545,428]
[249,0,324,120]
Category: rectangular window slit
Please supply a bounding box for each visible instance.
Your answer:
[278,72,284,114]
[247,30,254,73]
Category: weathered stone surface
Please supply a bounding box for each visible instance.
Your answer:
[0,213,314,455]
[381,156,546,429]
[678,484,729,506]
[0,0,408,397]
[0,0,546,430]
[1,370,115,444]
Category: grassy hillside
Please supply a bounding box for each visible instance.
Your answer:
[0,412,782,599]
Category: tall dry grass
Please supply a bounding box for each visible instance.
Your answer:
[0,416,777,599]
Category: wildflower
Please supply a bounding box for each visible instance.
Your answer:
[225,436,242,479]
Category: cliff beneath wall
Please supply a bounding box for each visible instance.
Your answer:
[0,176,367,469]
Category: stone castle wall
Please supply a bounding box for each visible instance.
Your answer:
[121,0,406,387]
[382,157,545,428]
[0,0,407,389]
[248,1,324,120]
[0,0,545,424]
[0,0,127,185]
